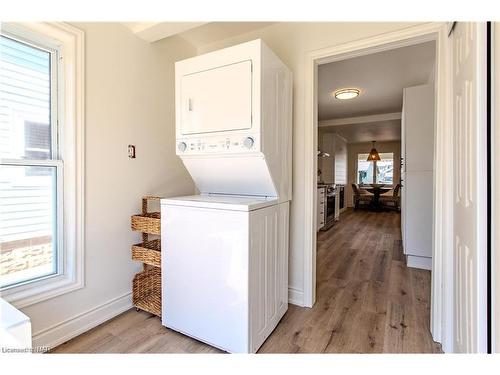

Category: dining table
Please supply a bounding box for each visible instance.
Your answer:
[363,184,392,211]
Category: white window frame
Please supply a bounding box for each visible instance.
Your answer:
[0,22,85,308]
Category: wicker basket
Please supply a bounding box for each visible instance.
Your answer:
[131,196,161,235]
[131,239,161,268]
[132,267,161,317]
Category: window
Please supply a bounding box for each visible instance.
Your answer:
[0,35,60,289]
[0,23,84,307]
[357,152,394,185]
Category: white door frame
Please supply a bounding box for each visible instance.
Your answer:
[303,22,454,352]
[492,22,500,353]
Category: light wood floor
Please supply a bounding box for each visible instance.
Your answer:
[52,209,442,354]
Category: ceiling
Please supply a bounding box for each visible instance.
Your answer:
[319,41,435,144]
[318,41,436,121]
[322,119,402,143]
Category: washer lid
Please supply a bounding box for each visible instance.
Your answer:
[160,194,277,211]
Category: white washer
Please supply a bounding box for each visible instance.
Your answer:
[161,39,292,353]
[161,195,289,353]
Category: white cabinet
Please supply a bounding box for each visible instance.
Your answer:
[180,60,253,135]
[317,187,326,231]
[334,135,347,185]
[402,85,435,172]
[401,84,435,270]
[319,133,347,185]
[404,171,433,257]
[320,134,335,184]
[1,297,32,349]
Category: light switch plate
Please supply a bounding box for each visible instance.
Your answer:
[128,145,136,158]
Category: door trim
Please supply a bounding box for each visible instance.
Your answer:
[492,22,500,354]
[303,22,454,352]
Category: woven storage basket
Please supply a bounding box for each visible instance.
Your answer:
[132,267,161,317]
[131,196,161,235]
[131,239,161,268]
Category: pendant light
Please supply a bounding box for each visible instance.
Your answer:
[366,141,381,161]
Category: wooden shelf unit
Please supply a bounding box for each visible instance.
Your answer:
[130,196,162,317]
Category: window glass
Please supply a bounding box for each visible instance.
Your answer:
[0,35,58,289]
[376,153,394,184]
[357,152,394,185]
[0,35,52,160]
[357,153,371,184]
[0,165,58,288]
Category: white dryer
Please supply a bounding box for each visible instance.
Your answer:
[161,39,292,353]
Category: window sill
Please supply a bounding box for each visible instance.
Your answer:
[1,271,84,309]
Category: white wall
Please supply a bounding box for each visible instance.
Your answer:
[20,23,197,348]
[194,22,419,304]
[346,141,401,207]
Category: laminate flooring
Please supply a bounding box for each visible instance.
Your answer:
[52,209,442,354]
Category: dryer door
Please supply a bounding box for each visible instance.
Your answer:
[180,60,253,135]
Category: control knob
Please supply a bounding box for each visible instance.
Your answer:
[178,142,187,152]
[243,137,254,149]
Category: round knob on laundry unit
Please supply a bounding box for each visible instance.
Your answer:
[243,137,254,149]
[178,142,187,152]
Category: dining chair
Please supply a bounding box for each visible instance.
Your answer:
[379,183,401,210]
[351,183,373,209]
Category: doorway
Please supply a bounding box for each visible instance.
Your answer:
[303,23,454,352]
[314,38,438,352]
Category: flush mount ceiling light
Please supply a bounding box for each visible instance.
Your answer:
[333,88,360,100]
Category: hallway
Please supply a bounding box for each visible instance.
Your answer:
[52,209,442,353]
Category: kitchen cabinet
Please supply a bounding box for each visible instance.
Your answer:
[317,187,326,231]
[334,135,347,185]
[401,84,435,270]
[319,133,347,185]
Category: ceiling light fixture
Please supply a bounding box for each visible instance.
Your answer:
[333,88,360,100]
[367,141,381,161]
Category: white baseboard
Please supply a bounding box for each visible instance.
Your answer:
[406,255,433,271]
[32,292,132,350]
[288,286,304,307]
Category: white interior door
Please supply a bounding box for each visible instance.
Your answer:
[452,22,488,353]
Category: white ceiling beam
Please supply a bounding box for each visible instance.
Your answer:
[318,112,402,128]
[124,22,208,43]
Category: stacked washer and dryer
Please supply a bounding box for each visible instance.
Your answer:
[160,39,292,353]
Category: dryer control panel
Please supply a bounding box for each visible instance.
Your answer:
[176,134,260,155]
